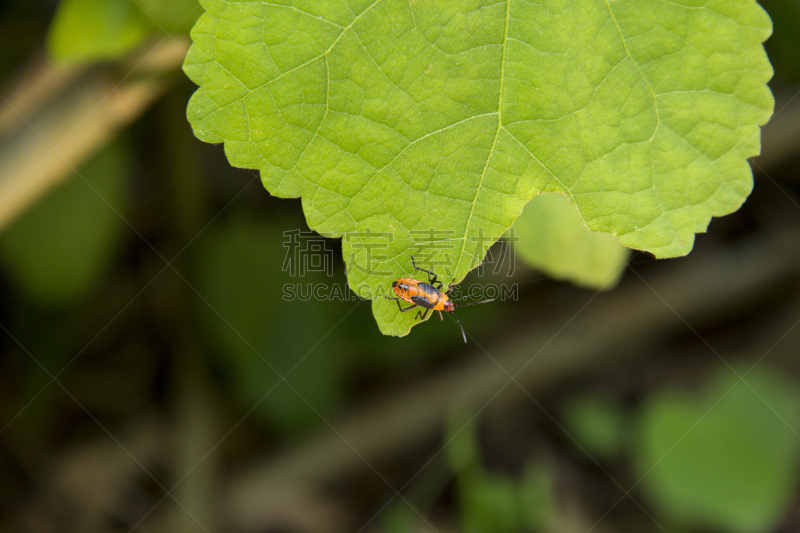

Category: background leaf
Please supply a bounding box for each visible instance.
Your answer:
[193,214,351,434]
[511,193,629,290]
[184,0,772,337]
[135,0,200,34]
[561,392,626,458]
[760,0,800,82]
[0,141,129,307]
[47,0,150,63]
[635,367,800,533]
[446,411,555,533]
[47,0,199,64]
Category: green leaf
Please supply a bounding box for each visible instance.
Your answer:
[184,0,773,337]
[511,193,629,290]
[47,0,150,63]
[446,411,482,474]
[0,142,130,307]
[561,392,626,458]
[635,367,800,533]
[47,0,200,64]
[135,0,201,35]
[193,214,349,434]
[446,411,554,533]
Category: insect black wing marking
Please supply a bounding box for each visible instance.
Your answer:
[418,282,442,309]
[411,294,436,309]
[412,283,440,309]
[417,282,439,295]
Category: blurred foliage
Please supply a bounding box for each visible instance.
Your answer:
[135,0,199,33]
[48,0,150,63]
[760,0,800,82]
[635,366,800,533]
[191,210,503,434]
[0,2,50,79]
[446,413,555,533]
[47,0,198,64]
[0,141,130,307]
[193,213,353,434]
[561,392,627,459]
[510,193,630,291]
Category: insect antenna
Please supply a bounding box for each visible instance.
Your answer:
[455,298,495,307]
[450,310,468,343]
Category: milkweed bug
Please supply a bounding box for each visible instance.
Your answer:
[386,256,494,343]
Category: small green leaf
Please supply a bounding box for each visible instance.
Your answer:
[446,410,555,533]
[47,0,150,63]
[562,392,626,458]
[635,367,800,533]
[0,142,129,306]
[446,411,482,474]
[512,193,629,290]
[47,0,200,64]
[184,0,773,336]
[461,474,523,533]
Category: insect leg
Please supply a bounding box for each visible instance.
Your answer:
[385,295,416,313]
[445,279,456,295]
[410,256,438,285]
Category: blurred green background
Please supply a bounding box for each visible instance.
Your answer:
[2,1,800,532]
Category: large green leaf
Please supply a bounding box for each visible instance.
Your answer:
[183,0,773,336]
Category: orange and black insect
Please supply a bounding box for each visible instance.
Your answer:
[386,256,494,343]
